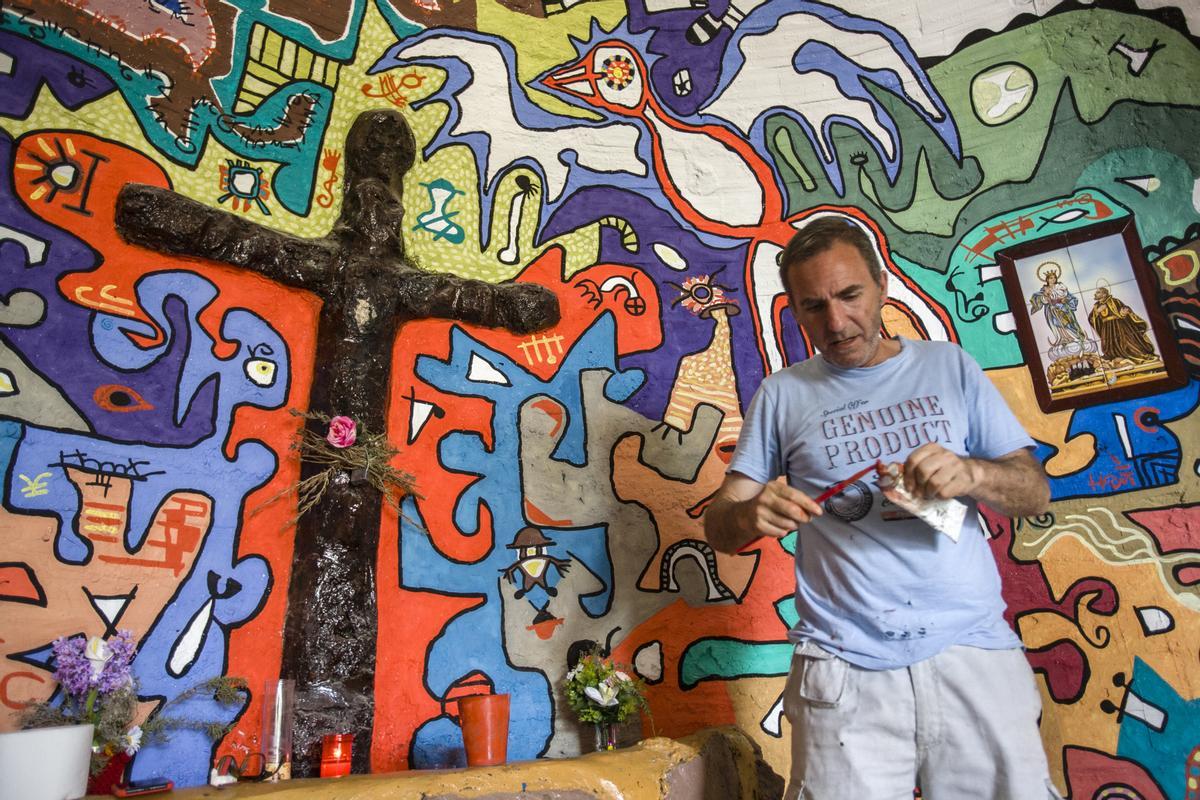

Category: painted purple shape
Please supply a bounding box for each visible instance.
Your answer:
[0,131,217,445]
[541,185,799,418]
[625,0,732,117]
[0,29,116,120]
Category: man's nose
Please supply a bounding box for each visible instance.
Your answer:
[825,302,848,332]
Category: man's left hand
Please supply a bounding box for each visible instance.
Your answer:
[902,443,981,500]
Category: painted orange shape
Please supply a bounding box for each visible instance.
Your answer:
[0,564,45,604]
[1157,250,1199,286]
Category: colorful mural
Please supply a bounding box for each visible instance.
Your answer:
[2,0,1198,795]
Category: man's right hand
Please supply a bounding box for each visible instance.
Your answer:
[746,476,824,538]
[704,473,823,553]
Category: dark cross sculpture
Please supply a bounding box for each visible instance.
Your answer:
[114,110,559,776]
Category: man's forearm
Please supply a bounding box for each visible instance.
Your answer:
[704,497,757,554]
[965,454,1050,518]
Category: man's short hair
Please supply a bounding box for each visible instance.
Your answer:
[778,216,884,294]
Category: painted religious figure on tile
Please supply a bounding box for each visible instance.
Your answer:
[998,217,1184,412]
[1088,285,1157,365]
[1029,261,1092,354]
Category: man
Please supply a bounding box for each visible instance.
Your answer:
[704,216,1056,799]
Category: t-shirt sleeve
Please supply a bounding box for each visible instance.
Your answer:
[727,381,783,484]
[958,348,1037,459]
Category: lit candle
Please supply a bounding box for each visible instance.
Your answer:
[320,733,353,778]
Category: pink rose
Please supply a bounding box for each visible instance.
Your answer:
[326,416,357,448]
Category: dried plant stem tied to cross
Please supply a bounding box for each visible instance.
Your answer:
[260,409,421,524]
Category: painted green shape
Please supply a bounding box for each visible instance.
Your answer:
[680,640,795,688]
[770,126,817,193]
[1076,147,1200,248]
[891,252,1018,366]
[780,531,797,556]
[679,594,798,688]
[818,84,980,236]
[478,0,627,121]
[929,10,1200,201]
[895,90,1200,287]
[861,10,1200,237]
[764,87,980,235]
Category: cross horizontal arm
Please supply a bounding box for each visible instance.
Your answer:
[115,183,336,290]
[393,269,560,334]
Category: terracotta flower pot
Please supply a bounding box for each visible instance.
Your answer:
[458,693,510,767]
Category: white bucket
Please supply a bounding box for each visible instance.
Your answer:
[0,724,94,800]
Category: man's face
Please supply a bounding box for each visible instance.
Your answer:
[785,240,888,369]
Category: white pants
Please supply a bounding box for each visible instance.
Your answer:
[782,644,1062,800]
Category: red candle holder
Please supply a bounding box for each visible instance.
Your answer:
[320,733,353,778]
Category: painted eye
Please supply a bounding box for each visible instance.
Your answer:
[592,47,643,108]
[672,275,738,317]
[0,369,16,397]
[67,67,92,88]
[245,359,277,387]
[94,384,153,412]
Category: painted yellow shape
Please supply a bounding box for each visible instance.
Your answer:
[296,49,314,81]
[279,40,297,75]
[476,0,628,120]
[880,304,923,341]
[157,729,764,799]
[986,366,1094,476]
[18,473,51,498]
[323,61,341,87]
[249,23,266,56]
[262,29,283,70]
[246,58,284,85]
[240,72,279,99]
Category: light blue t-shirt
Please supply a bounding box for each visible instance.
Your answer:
[728,339,1034,670]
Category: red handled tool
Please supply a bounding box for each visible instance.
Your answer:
[737,461,882,553]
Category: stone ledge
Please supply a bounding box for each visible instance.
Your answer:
[97,727,782,800]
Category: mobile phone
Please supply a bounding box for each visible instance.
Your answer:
[112,777,174,796]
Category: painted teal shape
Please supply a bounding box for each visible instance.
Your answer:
[0,2,357,214]
[1115,657,1200,800]
[208,0,370,213]
[679,597,797,688]
[193,82,334,213]
[373,0,423,41]
[1076,148,1200,248]
[891,252,1014,362]
[945,188,1131,369]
